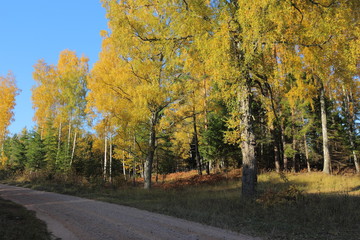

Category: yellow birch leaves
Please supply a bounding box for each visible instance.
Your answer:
[0,72,18,164]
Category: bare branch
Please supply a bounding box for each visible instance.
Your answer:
[289,0,304,23]
[307,0,337,8]
[274,35,333,49]
[183,0,189,11]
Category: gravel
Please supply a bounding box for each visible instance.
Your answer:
[0,184,261,240]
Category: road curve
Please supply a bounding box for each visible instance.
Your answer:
[0,184,260,240]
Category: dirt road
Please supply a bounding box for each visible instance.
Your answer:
[0,184,260,240]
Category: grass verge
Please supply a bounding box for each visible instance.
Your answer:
[0,197,53,240]
[2,171,360,240]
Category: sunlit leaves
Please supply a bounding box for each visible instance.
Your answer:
[32,50,89,131]
[0,72,18,165]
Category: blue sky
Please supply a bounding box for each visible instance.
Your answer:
[0,1,108,134]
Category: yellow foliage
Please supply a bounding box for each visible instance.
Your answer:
[0,72,18,150]
[32,50,89,134]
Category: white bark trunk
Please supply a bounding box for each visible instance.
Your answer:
[109,135,113,183]
[320,88,331,174]
[104,135,107,182]
[122,150,127,179]
[70,131,77,166]
[67,121,72,156]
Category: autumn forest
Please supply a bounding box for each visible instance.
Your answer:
[0,0,359,197]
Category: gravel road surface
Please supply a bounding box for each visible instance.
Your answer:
[0,184,260,240]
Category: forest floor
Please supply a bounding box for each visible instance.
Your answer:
[1,170,360,240]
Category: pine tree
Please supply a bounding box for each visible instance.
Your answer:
[25,131,45,170]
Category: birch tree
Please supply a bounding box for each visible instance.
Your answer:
[0,72,18,165]
[32,50,88,170]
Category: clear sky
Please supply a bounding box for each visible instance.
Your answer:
[0,0,108,134]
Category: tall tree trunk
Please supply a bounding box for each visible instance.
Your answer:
[353,150,359,174]
[67,121,72,158]
[304,134,311,172]
[155,156,159,183]
[240,82,257,197]
[301,115,311,172]
[144,112,158,189]
[122,150,127,180]
[70,131,77,166]
[344,88,359,174]
[193,111,202,175]
[228,0,257,196]
[320,87,331,174]
[272,128,281,172]
[291,110,297,173]
[104,134,107,182]
[274,142,280,173]
[281,123,288,171]
[109,135,113,183]
[203,77,210,175]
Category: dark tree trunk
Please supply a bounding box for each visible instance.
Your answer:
[228,0,257,197]
[344,89,359,174]
[193,112,202,175]
[144,112,158,189]
[281,123,288,171]
[206,162,210,175]
[240,82,257,197]
[292,137,297,173]
[304,134,311,172]
[274,143,281,173]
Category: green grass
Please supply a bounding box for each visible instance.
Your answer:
[0,197,53,240]
[3,171,360,240]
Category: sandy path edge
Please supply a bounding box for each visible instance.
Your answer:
[0,184,261,240]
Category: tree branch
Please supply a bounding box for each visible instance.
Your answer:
[274,35,333,49]
[307,0,337,8]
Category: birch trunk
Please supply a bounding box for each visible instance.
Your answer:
[353,151,359,174]
[104,135,107,182]
[122,150,127,180]
[70,131,77,166]
[301,115,311,172]
[320,88,331,174]
[67,121,72,158]
[109,135,113,183]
